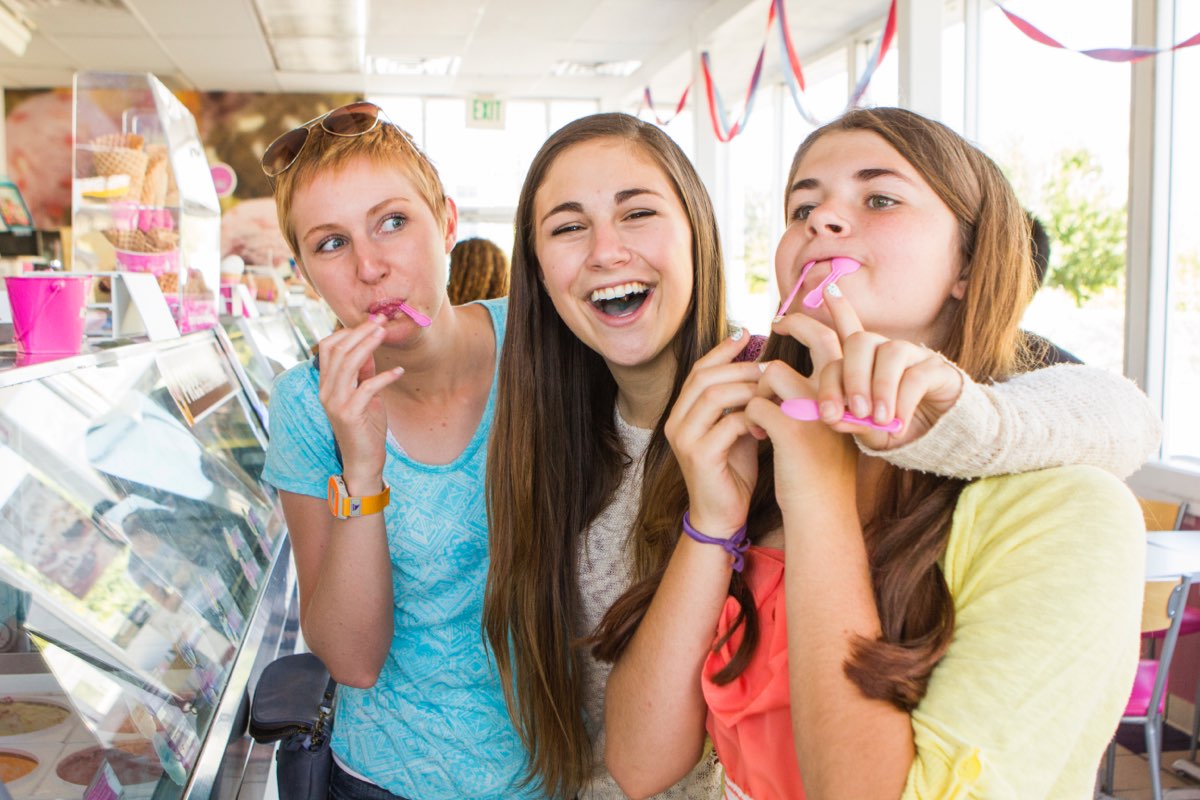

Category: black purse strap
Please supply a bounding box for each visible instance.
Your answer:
[311,676,337,744]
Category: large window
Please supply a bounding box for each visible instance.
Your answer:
[1163,1,1200,468]
[976,0,1133,373]
[369,96,598,258]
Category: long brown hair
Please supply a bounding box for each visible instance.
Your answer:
[448,237,510,304]
[758,107,1037,708]
[483,113,727,797]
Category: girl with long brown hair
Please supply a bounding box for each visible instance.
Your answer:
[604,107,1144,799]
[485,110,1156,800]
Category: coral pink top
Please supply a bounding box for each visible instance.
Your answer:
[703,546,805,800]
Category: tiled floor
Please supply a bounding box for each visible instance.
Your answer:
[1103,740,1200,799]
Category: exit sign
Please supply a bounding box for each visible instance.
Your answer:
[467,96,505,129]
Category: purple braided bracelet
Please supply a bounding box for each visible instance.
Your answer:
[682,510,750,573]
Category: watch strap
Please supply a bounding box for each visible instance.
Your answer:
[327,475,391,519]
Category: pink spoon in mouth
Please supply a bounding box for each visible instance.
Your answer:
[779,397,902,433]
[775,260,818,318]
[398,302,431,327]
[802,257,861,308]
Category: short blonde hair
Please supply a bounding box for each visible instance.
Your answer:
[272,120,449,272]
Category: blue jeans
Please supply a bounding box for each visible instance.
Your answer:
[328,762,410,800]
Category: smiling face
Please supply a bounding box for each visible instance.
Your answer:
[777,129,965,348]
[533,137,694,372]
[289,156,456,339]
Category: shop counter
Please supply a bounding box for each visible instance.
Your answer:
[0,330,298,799]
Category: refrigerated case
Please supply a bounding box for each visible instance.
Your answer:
[219,315,309,417]
[0,330,297,799]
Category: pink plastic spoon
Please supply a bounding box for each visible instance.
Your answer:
[779,397,902,434]
[775,260,818,318]
[399,302,432,327]
[802,257,861,308]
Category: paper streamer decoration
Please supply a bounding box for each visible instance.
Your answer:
[641,0,898,140]
[994,1,1200,63]
[642,84,691,126]
[773,0,823,127]
[699,0,781,143]
[848,0,898,107]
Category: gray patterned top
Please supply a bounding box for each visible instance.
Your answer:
[575,410,723,800]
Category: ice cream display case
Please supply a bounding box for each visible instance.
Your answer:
[0,330,297,798]
[219,315,309,416]
[70,71,221,336]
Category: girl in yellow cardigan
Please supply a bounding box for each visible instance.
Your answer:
[605,107,1143,800]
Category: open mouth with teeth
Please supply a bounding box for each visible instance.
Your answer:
[590,281,651,317]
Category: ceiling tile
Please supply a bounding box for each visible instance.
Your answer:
[274,70,367,94]
[46,36,175,72]
[367,0,480,38]
[125,0,261,37]
[183,71,283,93]
[363,34,464,59]
[0,66,77,87]
[0,33,72,68]
[159,36,274,72]
[28,4,146,37]
[272,37,363,72]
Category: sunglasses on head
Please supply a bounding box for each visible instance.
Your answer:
[261,101,389,179]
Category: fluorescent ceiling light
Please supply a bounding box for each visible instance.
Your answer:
[551,59,642,78]
[366,55,460,76]
[0,3,33,57]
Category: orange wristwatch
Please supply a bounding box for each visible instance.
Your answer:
[326,475,391,519]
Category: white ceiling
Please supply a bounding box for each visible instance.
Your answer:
[0,0,889,107]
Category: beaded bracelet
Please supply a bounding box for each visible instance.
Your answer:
[682,510,750,573]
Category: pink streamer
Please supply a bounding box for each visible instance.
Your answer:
[995,1,1200,63]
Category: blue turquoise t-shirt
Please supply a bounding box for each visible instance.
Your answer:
[261,298,538,800]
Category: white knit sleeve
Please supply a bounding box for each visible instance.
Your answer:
[858,364,1162,479]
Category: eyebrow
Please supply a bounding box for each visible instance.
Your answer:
[789,168,914,194]
[540,187,661,226]
[300,196,411,242]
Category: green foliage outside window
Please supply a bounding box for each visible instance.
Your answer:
[1040,149,1127,306]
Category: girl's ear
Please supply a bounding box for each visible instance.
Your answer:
[951,276,968,300]
[443,196,459,253]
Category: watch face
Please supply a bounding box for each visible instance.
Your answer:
[327,475,342,518]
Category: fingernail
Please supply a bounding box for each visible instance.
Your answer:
[851,395,870,418]
[730,327,745,341]
[392,366,406,375]
[825,283,843,298]
[874,401,888,423]
[369,313,385,323]
[372,326,386,336]
[819,400,840,421]
[758,362,767,373]
[772,314,784,324]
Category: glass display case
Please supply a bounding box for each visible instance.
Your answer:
[0,331,296,799]
[219,315,309,417]
[71,71,221,336]
[282,298,336,353]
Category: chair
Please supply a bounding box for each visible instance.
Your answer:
[1142,501,1198,654]
[1140,498,1186,532]
[1102,574,1194,800]
[1138,503,1200,766]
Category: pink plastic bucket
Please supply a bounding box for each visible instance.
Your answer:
[5,274,91,357]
